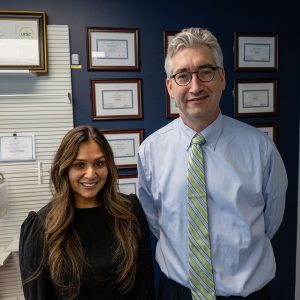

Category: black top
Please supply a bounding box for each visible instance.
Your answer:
[19,194,155,300]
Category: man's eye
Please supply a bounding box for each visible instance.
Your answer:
[199,68,213,75]
[177,72,189,80]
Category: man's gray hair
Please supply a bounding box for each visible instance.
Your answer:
[164,27,223,77]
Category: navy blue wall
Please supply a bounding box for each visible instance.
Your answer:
[2,1,299,299]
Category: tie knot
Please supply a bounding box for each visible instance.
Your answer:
[192,134,205,146]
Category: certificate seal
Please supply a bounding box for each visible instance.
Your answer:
[18,27,34,39]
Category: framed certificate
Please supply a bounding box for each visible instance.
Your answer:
[163,30,179,57]
[164,31,180,118]
[252,123,277,144]
[101,129,143,169]
[166,95,180,118]
[91,79,142,120]
[0,133,36,161]
[234,32,278,71]
[118,174,139,197]
[87,27,139,70]
[0,10,47,72]
[234,79,278,117]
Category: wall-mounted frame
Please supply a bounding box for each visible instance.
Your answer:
[234,32,278,71]
[163,30,179,57]
[164,31,180,118]
[234,79,278,117]
[91,79,142,120]
[101,129,143,169]
[0,132,36,162]
[252,123,277,144]
[166,95,180,118]
[0,10,47,72]
[87,27,139,70]
[118,173,138,197]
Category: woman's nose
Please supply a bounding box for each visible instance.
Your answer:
[85,165,97,178]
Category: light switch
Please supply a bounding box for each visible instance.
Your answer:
[71,54,80,65]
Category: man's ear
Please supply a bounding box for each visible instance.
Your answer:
[166,78,174,99]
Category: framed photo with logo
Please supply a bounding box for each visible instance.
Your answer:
[0,10,48,72]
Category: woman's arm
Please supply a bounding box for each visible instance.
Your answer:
[19,210,57,300]
[130,194,156,299]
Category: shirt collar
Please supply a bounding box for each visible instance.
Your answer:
[179,113,224,151]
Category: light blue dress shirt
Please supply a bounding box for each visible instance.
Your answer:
[137,113,287,297]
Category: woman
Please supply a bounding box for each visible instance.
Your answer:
[19,126,155,300]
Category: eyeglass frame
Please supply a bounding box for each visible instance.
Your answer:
[169,65,221,86]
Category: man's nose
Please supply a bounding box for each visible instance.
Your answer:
[189,73,205,93]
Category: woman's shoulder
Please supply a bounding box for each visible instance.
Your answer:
[120,193,142,214]
[20,203,51,238]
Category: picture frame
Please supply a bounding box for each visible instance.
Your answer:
[252,123,277,144]
[234,79,278,117]
[87,27,139,70]
[164,31,180,118]
[0,132,36,162]
[166,95,180,118]
[0,10,48,72]
[163,30,179,57]
[234,32,278,71]
[91,79,142,120]
[118,173,139,197]
[101,129,143,169]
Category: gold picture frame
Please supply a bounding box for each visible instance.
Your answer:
[0,10,48,72]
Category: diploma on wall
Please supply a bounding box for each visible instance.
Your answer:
[108,138,135,159]
[92,79,142,120]
[0,10,47,72]
[0,19,40,66]
[118,174,139,197]
[234,80,277,117]
[234,32,278,71]
[0,133,36,161]
[87,27,139,70]
[96,39,128,59]
[242,90,269,108]
[102,90,133,109]
[244,43,270,62]
[102,129,143,169]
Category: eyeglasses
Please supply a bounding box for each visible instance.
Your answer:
[170,66,221,86]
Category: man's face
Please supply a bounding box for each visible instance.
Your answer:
[166,46,226,130]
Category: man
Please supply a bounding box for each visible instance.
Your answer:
[137,27,287,300]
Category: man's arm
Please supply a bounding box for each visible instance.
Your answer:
[263,146,288,239]
[137,150,160,239]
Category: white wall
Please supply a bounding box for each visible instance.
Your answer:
[0,25,73,300]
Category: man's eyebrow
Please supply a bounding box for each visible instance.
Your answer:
[173,67,189,74]
[173,64,216,74]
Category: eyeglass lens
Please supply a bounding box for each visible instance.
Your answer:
[174,67,217,86]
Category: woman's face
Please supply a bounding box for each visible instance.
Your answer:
[68,140,108,208]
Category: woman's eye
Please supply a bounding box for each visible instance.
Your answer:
[72,162,85,169]
[95,160,105,168]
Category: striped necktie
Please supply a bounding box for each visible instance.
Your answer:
[187,134,216,300]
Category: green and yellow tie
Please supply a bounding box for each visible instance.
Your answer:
[187,134,216,300]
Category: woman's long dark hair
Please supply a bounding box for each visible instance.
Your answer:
[45,126,139,299]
